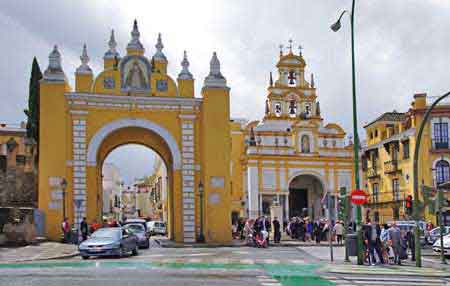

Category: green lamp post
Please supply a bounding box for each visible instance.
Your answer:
[331,0,364,265]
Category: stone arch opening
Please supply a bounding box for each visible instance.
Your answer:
[85,119,183,241]
[288,174,325,219]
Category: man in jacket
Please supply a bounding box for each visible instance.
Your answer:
[272,217,281,243]
[388,222,402,265]
[80,217,89,242]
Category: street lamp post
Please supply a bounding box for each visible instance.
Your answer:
[61,178,68,220]
[413,90,450,267]
[331,0,364,265]
[197,181,205,243]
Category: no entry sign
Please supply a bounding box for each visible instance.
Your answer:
[351,189,368,205]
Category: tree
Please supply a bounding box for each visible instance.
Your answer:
[24,57,42,143]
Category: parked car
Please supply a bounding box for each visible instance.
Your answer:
[433,233,450,256]
[123,218,151,238]
[387,221,426,245]
[78,227,138,259]
[427,226,450,245]
[146,221,167,235]
[123,223,150,249]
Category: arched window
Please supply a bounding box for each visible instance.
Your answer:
[436,160,450,185]
[301,135,310,153]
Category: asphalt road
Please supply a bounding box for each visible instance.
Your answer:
[1,239,449,286]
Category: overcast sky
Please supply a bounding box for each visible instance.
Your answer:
[1,1,449,182]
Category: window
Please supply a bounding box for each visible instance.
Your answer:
[403,141,410,159]
[372,183,379,203]
[374,130,378,137]
[16,155,26,166]
[434,122,449,149]
[392,179,400,201]
[436,160,450,185]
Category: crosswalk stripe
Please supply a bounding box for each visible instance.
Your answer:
[262,259,280,264]
[187,258,202,263]
[341,276,444,283]
[289,259,304,264]
[240,259,255,264]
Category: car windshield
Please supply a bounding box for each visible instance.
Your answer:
[91,228,121,239]
[125,224,145,233]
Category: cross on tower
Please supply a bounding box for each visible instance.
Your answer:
[298,45,303,56]
[288,39,293,54]
[279,44,284,56]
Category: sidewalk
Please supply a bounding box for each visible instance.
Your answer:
[0,242,79,263]
[298,245,450,275]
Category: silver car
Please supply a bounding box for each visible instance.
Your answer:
[123,223,150,249]
[427,226,450,245]
[78,227,139,259]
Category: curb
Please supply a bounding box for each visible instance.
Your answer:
[0,252,80,264]
[155,239,344,248]
[326,270,450,278]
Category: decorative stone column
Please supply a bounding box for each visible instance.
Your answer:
[71,110,88,229]
[179,114,196,242]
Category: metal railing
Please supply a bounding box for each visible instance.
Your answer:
[431,138,449,150]
[367,166,379,178]
[384,160,399,174]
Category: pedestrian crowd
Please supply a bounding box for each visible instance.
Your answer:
[61,217,121,244]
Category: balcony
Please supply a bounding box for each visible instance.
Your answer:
[432,138,449,151]
[384,160,400,174]
[367,166,379,179]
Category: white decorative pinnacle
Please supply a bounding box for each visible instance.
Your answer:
[76,44,92,74]
[104,29,120,59]
[178,50,193,80]
[204,52,227,88]
[153,33,167,61]
[43,45,66,81]
[127,19,144,51]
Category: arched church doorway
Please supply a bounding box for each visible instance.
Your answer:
[91,125,177,240]
[288,175,324,219]
[101,144,169,231]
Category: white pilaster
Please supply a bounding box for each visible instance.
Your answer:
[179,114,196,242]
[72,116,87,229]
[247,166,259,219]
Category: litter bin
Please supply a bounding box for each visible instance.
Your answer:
[346,233,358,256]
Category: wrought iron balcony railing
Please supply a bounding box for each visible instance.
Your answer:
[432,138,449,150]
[384,160,399,174]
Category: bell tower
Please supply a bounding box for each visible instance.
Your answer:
[265,40,320,121]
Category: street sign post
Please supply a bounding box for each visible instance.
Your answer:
[351,189,368,205]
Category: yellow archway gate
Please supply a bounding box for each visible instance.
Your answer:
[38,21,232,243]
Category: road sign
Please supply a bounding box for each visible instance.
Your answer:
[351,189,368,205]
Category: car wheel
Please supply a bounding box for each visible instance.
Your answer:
[132,245,139,256]
[118,246,125,258]
[81,256,89,260]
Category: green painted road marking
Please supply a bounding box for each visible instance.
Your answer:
[263,264,335,286]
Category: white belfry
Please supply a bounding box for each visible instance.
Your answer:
[204,52,227,88]
[178,51,193,80]
[76,44,92,74]
[127,19,144,51]
[153,33,167,61]
[43,45,66,81]
[104,29,120,59]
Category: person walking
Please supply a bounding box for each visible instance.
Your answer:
[61,218,70,243]
[388,222,402,265]
[80,217,89,242]
[406,228,415,261]
[272,217,281,243]
[334,220,344,245]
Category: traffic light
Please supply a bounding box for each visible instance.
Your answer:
[405,195,413,216]
[338,187,347,221]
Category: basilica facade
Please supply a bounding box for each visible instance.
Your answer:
[230,46,354,222]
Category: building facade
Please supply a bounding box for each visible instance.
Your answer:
[146,157,168,222]
[38,20,231,243]
[362,93,450,224]
[101,162,123,220]
[231,46,354,222]
[0,122,37,208]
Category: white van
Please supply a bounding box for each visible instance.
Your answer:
[146,221,167,235]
